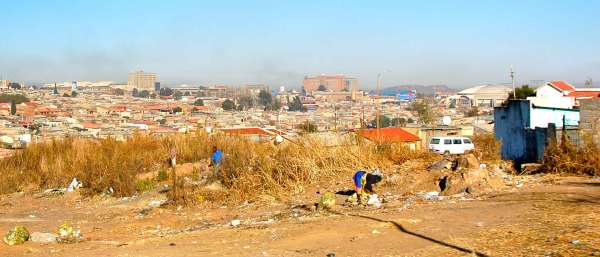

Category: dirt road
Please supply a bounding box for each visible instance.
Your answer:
[1,176,599,257]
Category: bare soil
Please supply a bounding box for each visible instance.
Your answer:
[1,176,599,257]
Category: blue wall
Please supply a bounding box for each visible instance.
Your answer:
[494,100,534,165]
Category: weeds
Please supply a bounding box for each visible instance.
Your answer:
[472,133,502,164]
[541,134,600,176]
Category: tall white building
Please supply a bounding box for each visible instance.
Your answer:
[127,71,157,91]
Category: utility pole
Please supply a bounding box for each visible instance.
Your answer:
[376,73,382,138]
[510,65,516,99]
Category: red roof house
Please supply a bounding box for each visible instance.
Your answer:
[358,128,421,143]
[547,81,575,92]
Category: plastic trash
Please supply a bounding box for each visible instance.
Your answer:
[3,226,30,246]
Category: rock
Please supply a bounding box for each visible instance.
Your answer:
[520,163,542,174]
[371,229,381,234]
[57,223,83,244]
[230,219,241,227]
[3,226,30,245]
[418,191,441,201]
[429,159,453,171]
[318,192,336,210]
[30,232,57,244]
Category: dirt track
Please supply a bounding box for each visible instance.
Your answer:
[1,176,599,257]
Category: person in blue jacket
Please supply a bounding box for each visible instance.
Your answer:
[353,169,383,202]
[210,146,223,177]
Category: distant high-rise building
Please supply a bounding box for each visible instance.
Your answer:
[0,80,10,90]
[303,75,358,95]
[154,82,161,91]
[128,71,157,91]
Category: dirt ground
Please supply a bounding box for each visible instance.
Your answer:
[1,175,599,257]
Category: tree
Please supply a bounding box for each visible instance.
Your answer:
[71,91,78,97]
[150,93,157,99]
[507,85,536,100]
[138,90,150,98]
[9,83,21,90]
[407,117,415,124]
[114,88,125,96]
[132,88,139,97]
[258,90,272,106]
[237,96,254,110]
[222,99,235,111]
[0,94,29,104]
[193,98,204,106]
[371,115,392,128]
[391,117,407,127]
[10,100,16,115]
[410,101,434,124]
[268,100,282,111]
[62,93,70,97]
[172,106,182,113]
[159,87,174,96]
[173,91,183,100]
[298,121,317,133]
[317,85,327,91]
[288,96,305,112]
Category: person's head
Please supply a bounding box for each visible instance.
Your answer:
[212,146,218,152]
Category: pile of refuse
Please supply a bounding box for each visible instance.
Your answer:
[429,153,509,195]
[3,222,84,246]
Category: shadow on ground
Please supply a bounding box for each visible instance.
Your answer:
[327,210,490,257]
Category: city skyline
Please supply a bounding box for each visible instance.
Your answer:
[1,0,599,88]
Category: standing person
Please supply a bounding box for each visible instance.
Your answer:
[352,169,383,203]
[209,146,223,177]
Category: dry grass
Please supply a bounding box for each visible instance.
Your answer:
[541,134,600,176]
[0,131,433,203]
[472,133,502,164]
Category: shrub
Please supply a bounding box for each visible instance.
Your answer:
[472,133,502,164]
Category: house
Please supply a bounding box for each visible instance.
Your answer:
[457,84,513,108]
[494,100,580,165]
[357,127,421,149]
[528,81,600,108]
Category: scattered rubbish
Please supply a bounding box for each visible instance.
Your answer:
[417,191,441,201]
[571,240,580,245]
[30,232,57,244]
[371,229,381,234]
[57,222,84,243]
[475,221,484,227]
[367,194,382,208]
[398,197,416,211]
[230,219,241,227]
[429,159,453,171]
[66,178,82,192]
[346,193,358,205]
[479,163,487,169]
[318,192,336,210]
[148,200,166,207]
[520,163,542,174]
[3,226,30,245]
[326,252,336,257]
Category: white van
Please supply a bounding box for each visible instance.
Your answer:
[428,136,474,155]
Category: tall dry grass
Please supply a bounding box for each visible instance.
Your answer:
[472,133,502,164]
[541,134,600,176]
[0,131,432,202]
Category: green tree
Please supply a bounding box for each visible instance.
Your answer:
[317,85,327,91]
[391,117,407,127]
[288,96,305,112]
[237,96,254,110]
[138,90,150,98]
[0,94,29,104]
[114,88,125,96]
[10,100,16,115]
[298,121,317,133]
[173,91,183,100]
[258,90,272,106]
[507,85,536,100]
[407,117,415,124]
[71,91,78,97]
[172,106,182,113]
[410,101,434,124]
[159,87,173,96]
[371,115,392,128]
[193,98,204,106]
[222,99,236,111]
[268,100,282,111]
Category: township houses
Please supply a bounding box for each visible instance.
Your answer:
[218,127,287,141]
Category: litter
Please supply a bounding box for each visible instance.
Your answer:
[417,191,442,201]
[66,178,82,192]
[3,226,30,246]
[230,220,241,227]
[367,194,382,208]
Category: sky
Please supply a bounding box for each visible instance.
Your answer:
[1,0,599,89]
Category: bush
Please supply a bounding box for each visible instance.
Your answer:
[472,133,502,164]
[541,134,600,176]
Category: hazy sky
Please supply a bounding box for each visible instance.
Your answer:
[1,0,599,88]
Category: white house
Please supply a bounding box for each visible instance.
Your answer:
[527,81,576,109]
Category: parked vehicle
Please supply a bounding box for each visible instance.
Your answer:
[428,136,474,155]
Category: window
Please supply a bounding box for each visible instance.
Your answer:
[453,139,462,144]
[430,138,440,144]
[463,139,472,144]
[444,139,452,145]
